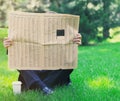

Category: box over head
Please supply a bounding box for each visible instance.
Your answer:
[8,11,80,70]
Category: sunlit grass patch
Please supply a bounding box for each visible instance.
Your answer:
[87,76,115,89]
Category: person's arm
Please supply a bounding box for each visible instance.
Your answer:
[73,33,82,45]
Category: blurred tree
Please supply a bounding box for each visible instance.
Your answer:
[49,0,120,44]
[101,0,120,39]
[15,0,50,12]
[0,0,50,27]
[0,0,15,27]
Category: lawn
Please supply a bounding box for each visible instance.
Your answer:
[0,28,120,101]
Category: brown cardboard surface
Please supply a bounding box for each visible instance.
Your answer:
[8,11,80,70]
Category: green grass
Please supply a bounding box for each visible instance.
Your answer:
[0,28,120,101]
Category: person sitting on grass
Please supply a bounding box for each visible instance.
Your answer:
[3,28,81,95]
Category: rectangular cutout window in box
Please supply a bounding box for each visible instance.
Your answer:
[57,29,65,36]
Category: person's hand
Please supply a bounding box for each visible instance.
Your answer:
[3,37,13,49]
[73,33,82,45]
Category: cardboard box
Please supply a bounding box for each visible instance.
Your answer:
[8,11,80,70]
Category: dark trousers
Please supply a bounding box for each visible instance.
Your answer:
[18,69,73,90]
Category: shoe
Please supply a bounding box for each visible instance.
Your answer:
[67,82,72,86]
[42,87,53,95]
